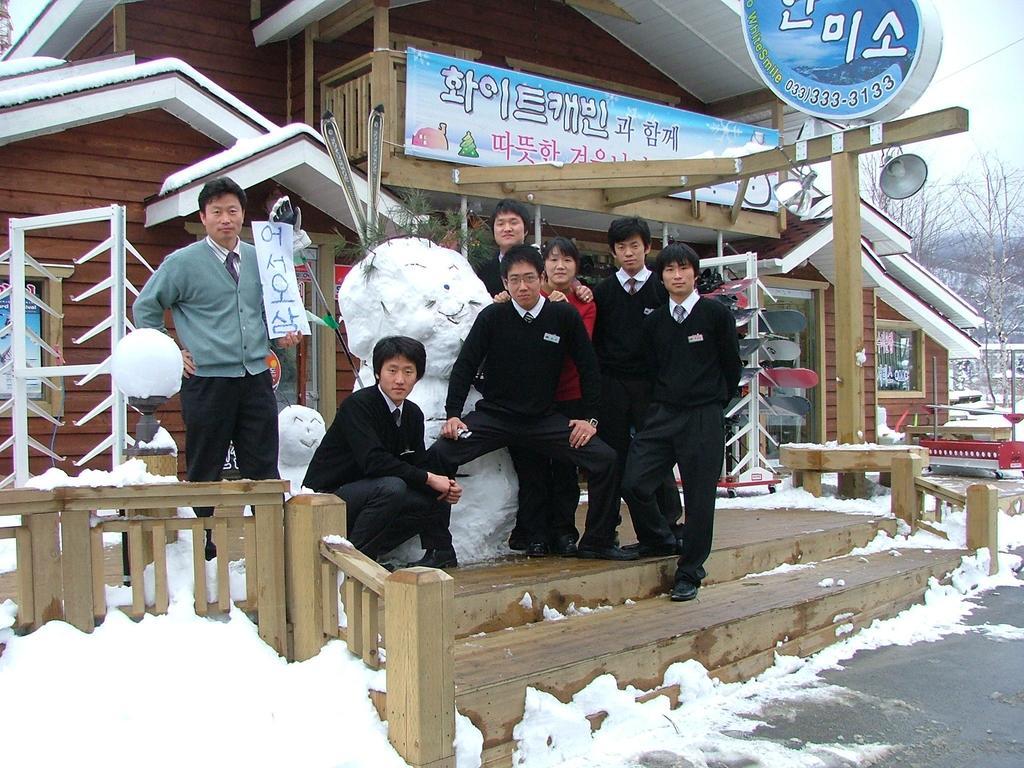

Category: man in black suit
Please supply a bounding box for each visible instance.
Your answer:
[621,244,741,601]
[434,245,669,560]
[303,336,462,568]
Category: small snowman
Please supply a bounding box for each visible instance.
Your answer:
[277,405,326,495]
[338,237,518,562]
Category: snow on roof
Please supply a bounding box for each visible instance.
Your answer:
[0,57,277,133]
[0,56,65,78]
[160,124,323,196]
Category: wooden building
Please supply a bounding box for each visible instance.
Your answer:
[1,0,978,477]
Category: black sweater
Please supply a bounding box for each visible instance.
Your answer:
[446,299,601,420]
[593,273,668,378]
[303,386,429,493]
[642,297,742,409]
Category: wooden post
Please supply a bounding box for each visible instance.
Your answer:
[384,567,455,768]
[59,508,95,633]
[831,150,867,499]
[254,501,289,656]
[890,454,925,529]
[27,512,62,627]
[966,483,999,576]
[285,494,346,662]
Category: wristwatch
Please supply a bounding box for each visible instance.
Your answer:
[587,418,599,428]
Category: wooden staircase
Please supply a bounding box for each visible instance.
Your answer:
[444,507,965,765]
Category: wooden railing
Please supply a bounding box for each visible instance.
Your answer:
[320,50,407,162]
[890,454,999,574]
[284,493,456,768]
[0,480,289,652]
[1,483,455,768]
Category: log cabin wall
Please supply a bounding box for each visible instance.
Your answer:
[0,112,225,478]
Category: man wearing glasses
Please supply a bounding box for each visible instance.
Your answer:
[431,245,662,560]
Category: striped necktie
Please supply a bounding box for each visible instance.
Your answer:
[225,251,239,283]
[673,305,686,324]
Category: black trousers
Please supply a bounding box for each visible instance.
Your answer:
[511,400,584,543]
[621,402,725,587]
[335,477,452,560]
[179,371,280,518]
[430,404,625,549]
[598,374,683,533]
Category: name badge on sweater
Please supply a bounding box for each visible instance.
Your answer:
[643,308,655,315]
[688,333,704,343]
[543,333,560,343]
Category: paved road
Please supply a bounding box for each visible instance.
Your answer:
[752,568,1024,767]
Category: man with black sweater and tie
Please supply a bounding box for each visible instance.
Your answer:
[436,245,650,560]
[621,244,742,601]
[303,336,462,568]
[593,217,683,549]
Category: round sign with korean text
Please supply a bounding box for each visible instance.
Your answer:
[740,0,942,123]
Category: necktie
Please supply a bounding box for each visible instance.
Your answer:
[225,251,239,284]
[523,312,534,324]
[625,277,637,295]
[673,305,686,324]
[393,408,402,428]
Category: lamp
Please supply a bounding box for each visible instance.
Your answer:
[111,329,183,447]
[773,169,819,217]
[879,151,928,200]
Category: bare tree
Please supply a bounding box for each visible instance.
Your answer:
[953,154,1024,406]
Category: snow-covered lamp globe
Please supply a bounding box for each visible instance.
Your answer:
[111,329,183,445]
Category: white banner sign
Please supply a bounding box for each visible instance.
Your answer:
[253,221,311,339]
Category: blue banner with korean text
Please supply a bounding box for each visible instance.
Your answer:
[404,48,780,210]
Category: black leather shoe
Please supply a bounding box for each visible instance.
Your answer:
[577,544,639,561]
[551,534,578,556]
[508,535,528,551]
[525,542,549,557]
[670,581,699,602]
[621,541,677,557]
[411,548,459,569]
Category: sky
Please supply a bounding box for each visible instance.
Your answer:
[6,0,1023,184]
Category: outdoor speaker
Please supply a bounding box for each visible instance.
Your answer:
[879,153,928,200]
[774,170,817,217]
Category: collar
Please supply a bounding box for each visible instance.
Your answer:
[511,295,545,318]
[377,385,403,416]
[669,291,701,317]
[206,235,241,263]
[616,266,652,288]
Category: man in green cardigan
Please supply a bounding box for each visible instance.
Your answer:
[133,177,301,558]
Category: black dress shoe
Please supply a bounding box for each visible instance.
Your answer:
[621,541,677,557]
[525,542,549,557]
[508,535,528,551]
[551,534,578,556]
[411,548,459,569]
[670,580,699,602]
[577,544,639,561]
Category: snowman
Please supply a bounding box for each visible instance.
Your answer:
[277,405,326,495]
[338,237,518,562]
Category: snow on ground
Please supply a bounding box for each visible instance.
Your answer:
[1,474,1022,767]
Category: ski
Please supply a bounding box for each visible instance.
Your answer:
[759,366,819,389]
[366,104,385,234]
[758,308,807,335]
[731,307,758,328]
[321,110,367,243]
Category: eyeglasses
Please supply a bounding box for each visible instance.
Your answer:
[505,274,539,287]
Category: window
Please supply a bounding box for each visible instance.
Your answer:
[876,323,924,395]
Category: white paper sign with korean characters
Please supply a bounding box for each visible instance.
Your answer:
[252,221,311,339]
